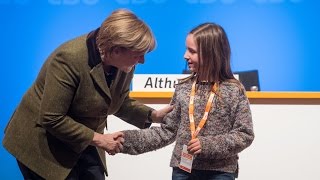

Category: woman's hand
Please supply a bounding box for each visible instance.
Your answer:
[91,132,124,155]
[150,105,174,123]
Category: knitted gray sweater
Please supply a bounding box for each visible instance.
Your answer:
[122,79,254,175]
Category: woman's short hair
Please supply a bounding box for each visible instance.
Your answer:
[97,9,156,55]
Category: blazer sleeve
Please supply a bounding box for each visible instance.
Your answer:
[121,86,181,155]
[39,51,94,154]
[197,87,255,159]
[114,94,153,129]
[113,68,152,129]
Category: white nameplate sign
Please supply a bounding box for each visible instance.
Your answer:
[132,74,239,92]
[132,74,189,92]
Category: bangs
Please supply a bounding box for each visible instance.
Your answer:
[125,24,156,53]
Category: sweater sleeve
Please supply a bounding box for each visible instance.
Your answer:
[197,88,254,159]
[121,86,181,155]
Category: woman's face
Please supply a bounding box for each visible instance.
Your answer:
[184,34,199,73]
[106,48,145,73]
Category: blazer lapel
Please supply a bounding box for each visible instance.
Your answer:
[109,69,120,94]
[86,28,112,100]
[90,63,112,99]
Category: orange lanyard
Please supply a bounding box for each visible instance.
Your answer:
[189,80,218,139]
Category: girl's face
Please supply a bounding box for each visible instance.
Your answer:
[184,34,199,73]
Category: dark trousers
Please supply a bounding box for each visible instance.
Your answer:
[172,167,235,180]
[17,146,105,180]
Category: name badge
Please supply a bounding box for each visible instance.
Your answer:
[178,144,193,173]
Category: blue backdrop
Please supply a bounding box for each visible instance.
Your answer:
[1,0,319,179]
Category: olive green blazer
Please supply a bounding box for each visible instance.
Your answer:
[3,34,151,180]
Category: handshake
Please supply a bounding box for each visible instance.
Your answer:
[91,131,125,155]
[90,105,174,155]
